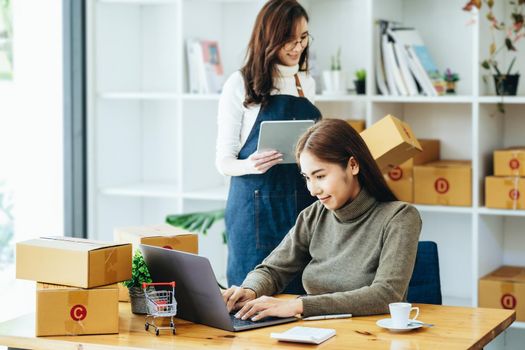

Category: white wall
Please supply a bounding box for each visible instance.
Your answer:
[0,0,63,325]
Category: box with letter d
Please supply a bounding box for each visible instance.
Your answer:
[479,266,525,322]
[413,160,472,206]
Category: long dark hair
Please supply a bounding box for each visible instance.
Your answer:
[241,0,309,108]
[295,119,398,202]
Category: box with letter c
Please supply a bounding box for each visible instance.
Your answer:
[36,282,119,336]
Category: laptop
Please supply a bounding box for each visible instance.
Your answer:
[140,244,298,331]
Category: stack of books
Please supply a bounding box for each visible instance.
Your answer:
[375,20,445,96]
[186,38,225,94]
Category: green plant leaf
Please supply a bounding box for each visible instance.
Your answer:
[505,37,517,51]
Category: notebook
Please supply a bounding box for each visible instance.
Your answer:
[271,326,336,344]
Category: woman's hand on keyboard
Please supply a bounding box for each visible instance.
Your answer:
[234,296,304,321]
[222,285,256,312]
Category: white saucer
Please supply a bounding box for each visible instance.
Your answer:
[376,318,423,332]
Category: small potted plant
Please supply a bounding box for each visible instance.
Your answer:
[490,57,519,96]
[354,68,366,95]
[122,250,152,314]
[443,68,460,94]
[322,47,347,94]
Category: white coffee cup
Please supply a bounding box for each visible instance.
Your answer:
[389,302,419,328]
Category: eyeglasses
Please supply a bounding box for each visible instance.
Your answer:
[283,34,313,51]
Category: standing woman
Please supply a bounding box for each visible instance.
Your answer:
[216,0,321,293]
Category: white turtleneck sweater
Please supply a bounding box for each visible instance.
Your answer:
[215,64,316,176]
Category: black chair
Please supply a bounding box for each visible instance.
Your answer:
[407,241,442,305]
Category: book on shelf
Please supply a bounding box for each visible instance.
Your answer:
[374,22,389,95]
[375,21,445,96]
[186,38,224,94]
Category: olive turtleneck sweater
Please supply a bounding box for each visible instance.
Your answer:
[241,189,422,317]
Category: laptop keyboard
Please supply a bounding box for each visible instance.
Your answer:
[229,313,282,327]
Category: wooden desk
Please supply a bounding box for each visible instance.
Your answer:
[0,303,515,350]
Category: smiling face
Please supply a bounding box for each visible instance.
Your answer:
[277,17,308,67]
[300,151,361,210]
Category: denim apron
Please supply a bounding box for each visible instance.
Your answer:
[225,75,321,294]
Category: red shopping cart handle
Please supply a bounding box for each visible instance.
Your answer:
[142,281,176,289]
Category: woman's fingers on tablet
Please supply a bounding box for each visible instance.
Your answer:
[254,153,282,167]
[257,158,283,173]
[251,150,278,160]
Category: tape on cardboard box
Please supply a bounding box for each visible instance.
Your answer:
[65,288,90,335]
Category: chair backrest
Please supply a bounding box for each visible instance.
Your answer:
[407,241,442,305]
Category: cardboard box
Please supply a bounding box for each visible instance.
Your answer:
[479,266,525,322]
[385,139,441,202]
[494,148,525,176]
[16,237,132,288]
[360,115,423,172]
[346,119,366,133]
[485,176,525,209]
[36,282,119,336]
[385,159,414,202]
[413,160,472,206]
[114,224,198,301]
[114,224,198,254]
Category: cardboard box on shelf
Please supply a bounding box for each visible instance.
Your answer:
[413,160,472,206]
[346,119,366,133]
[479,266,525,322]
[385,159,414,202]
[384,139,440,202]
[485,176,525,209]
[360,115,422,172]
[114,224,198,302]
[494,148,525,176]
[16,237,131,288]
[36,282,119,336]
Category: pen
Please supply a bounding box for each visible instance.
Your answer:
[302,313,352,321]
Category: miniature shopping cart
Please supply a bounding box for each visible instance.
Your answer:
[143,282,177,336]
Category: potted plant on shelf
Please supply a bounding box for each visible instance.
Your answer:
[463,0,525,96]
[122,250,152,314]
[322,47,347,94]
[354,68,366,95]
[443,68,460,94]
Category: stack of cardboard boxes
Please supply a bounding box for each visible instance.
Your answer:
[16,237,132,336]
[485,148,525,209]
[384,139,440,202]
[383,138,472,206]
[113,224,198,302]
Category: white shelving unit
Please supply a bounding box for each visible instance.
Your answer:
[86,0,525,341]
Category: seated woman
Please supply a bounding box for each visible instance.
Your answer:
[222,118,422,321]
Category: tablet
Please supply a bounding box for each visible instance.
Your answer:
[257,120,315,164]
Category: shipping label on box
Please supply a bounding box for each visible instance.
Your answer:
[36,282,119,336]
[494,148,525,176]
[360,115,422,172]
[479,266,525,322]
[114,224,198,301]
[485,176,525,209]
[413,160,472,206]
[16,237,132,288]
